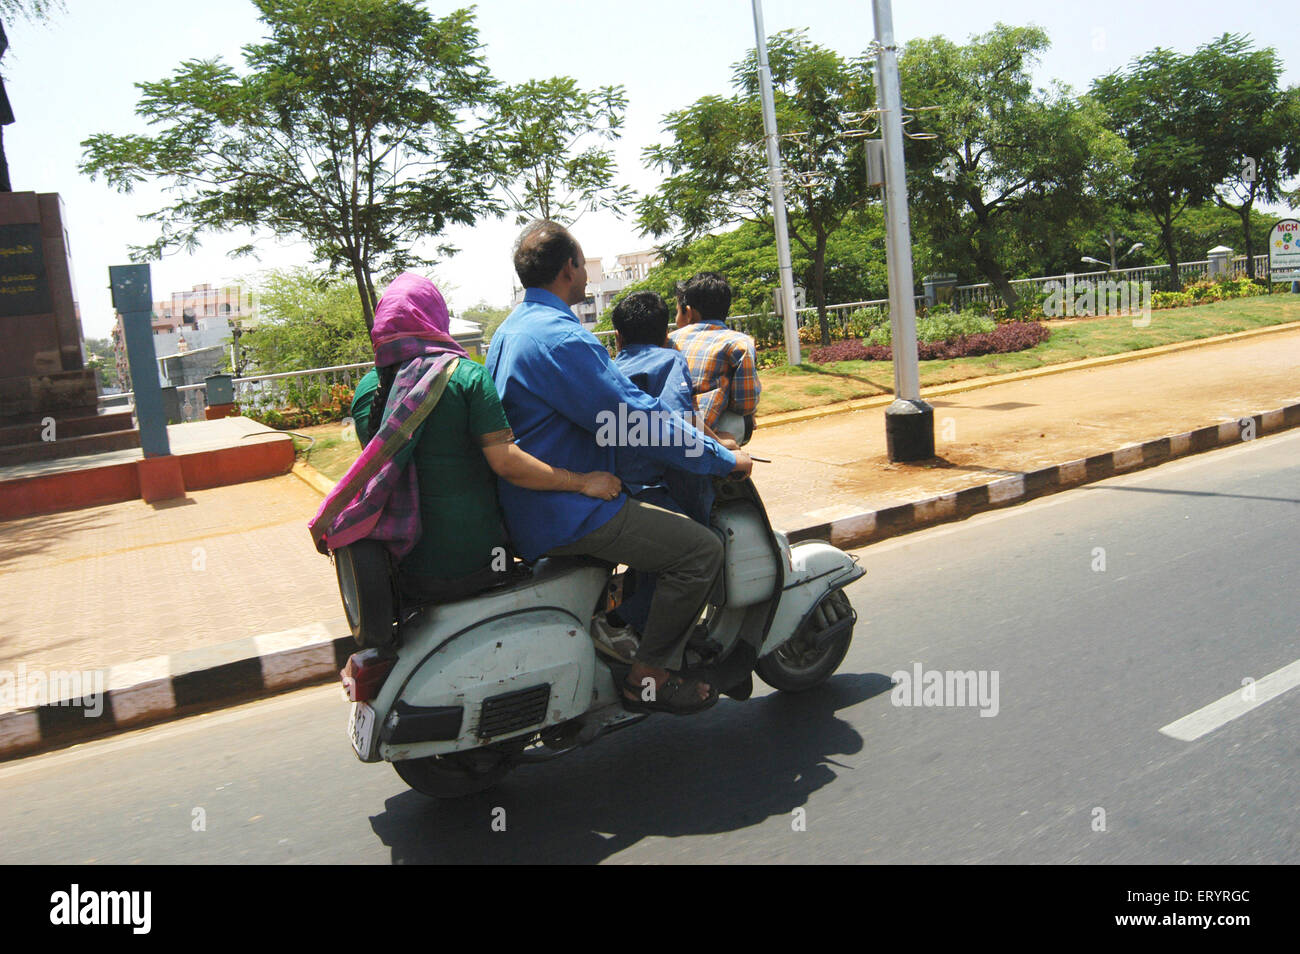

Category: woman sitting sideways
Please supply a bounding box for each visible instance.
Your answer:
[313,272,619,603]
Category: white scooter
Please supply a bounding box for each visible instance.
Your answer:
[335,432,863,798]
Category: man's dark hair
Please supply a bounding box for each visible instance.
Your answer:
[675,271,732,322]
[513,220,581,288]
[612,291,670,347]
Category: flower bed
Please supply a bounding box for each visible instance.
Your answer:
[808,321,1050,364]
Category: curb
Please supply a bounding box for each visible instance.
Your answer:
[3,401,1296,762]
[0,618,356,763]
[786,401,1300,551]
[757,319,1300,430]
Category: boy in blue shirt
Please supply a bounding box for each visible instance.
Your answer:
[605,291,738,639]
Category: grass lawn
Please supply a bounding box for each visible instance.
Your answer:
[290,422,359,482]
[758,294,1300,415]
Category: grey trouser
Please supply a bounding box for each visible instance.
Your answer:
[547,497,723,669]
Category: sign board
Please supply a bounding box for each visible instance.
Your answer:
[0,223,51,317]
[1268,219,1300,281]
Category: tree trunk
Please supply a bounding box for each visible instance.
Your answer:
[349,255,375,332]
[814,233,830,347]
[969,207,1019,308]
[1159,219,1179,292]
[0,123,11,193]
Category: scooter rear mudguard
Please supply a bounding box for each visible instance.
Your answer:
[370,560,609,762]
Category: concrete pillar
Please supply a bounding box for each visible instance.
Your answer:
[1207,245,1232,280]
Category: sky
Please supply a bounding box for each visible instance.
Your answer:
[6,0,1299,339]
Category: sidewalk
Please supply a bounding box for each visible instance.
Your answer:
[749,327,1300,532]
[1,326,1298,755]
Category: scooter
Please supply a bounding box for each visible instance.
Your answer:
[334,439,864,798]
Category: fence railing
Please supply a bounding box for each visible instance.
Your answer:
[947,254,1268,310]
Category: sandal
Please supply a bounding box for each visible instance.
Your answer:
[621,671,719,716]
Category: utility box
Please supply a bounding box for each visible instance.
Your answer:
[205,373,234,406]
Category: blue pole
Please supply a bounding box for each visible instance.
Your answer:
[109,264,171,458]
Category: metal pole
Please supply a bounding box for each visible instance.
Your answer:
[873,0,933,460]
[751,0,801,366]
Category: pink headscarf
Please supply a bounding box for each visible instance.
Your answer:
[370,272,468,367]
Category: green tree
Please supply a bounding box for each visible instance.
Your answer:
[79,0,501,330]
[1196,36,1300,278]
[638,30,875,346]
[239,267,374,372]
[459,300,510,342]
[1091,36,1253,288]
[493,76,634,224]
[901,24,1132,307]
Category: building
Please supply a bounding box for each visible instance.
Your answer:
[510,250,664,325]
[111,282,259,391]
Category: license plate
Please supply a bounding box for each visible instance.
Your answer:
[348,702,377,761]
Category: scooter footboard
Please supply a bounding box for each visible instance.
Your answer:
[378,608,596,761]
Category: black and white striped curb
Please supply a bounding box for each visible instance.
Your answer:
[0,619,354,761]
[3,401,1297,761]
[787,402,1300,551]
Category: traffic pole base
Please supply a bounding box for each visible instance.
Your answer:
[885,398,935,462]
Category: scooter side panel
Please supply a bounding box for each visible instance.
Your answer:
[379,608,597,761]
[759,540,863,657]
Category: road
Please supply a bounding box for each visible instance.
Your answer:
[2,430,1296,864]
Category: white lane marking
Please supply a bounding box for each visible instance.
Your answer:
[1159,658,1300,742]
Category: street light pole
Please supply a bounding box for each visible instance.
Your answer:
[873,0,933,460]
[751,0,801,366]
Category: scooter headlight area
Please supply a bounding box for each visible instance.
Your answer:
[337,477,864,800]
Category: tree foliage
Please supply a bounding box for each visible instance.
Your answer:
[238,267,374,373]
[493,76,634,224]
[1089,34,1281,285]
[639,30,874,345]
[901,24,1132,306]
[79,0,501,329]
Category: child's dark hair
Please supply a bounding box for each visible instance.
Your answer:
[612,291,670,347]
[675,271,732,322]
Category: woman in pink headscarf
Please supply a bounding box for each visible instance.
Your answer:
[313,272,619,602]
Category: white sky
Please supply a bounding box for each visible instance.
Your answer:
[7,0,1298,338]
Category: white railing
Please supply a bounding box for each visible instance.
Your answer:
[232,362,374,415]
[949,254,1269,309]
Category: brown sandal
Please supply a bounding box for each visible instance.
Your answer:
[621,672,719,715]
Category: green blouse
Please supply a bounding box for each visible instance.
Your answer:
[350,359,511,581]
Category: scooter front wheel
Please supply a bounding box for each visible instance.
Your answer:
[756,588,855,693]
[393,748,514,799]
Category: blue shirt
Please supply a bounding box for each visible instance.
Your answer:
[486,289,736,560]
[614,344,716,525]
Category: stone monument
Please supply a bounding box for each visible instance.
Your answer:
[0,192,138,465]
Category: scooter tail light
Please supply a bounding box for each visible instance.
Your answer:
[340,649,397,703]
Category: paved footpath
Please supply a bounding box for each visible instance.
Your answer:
[0,325,1297,730]
[750,327,1300,531]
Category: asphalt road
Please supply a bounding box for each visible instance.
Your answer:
[2,430,1296,864]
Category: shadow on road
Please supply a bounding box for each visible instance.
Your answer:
[369,671,893,864]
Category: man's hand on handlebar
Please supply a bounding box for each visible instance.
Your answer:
[728,449,753,478]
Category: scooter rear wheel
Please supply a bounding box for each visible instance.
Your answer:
[393,749,514,799]
[755,589,854,693]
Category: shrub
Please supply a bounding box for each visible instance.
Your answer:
[867,310,996,346]
[808,321,1049,364]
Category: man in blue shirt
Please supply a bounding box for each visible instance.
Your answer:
[488,221,752,715]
